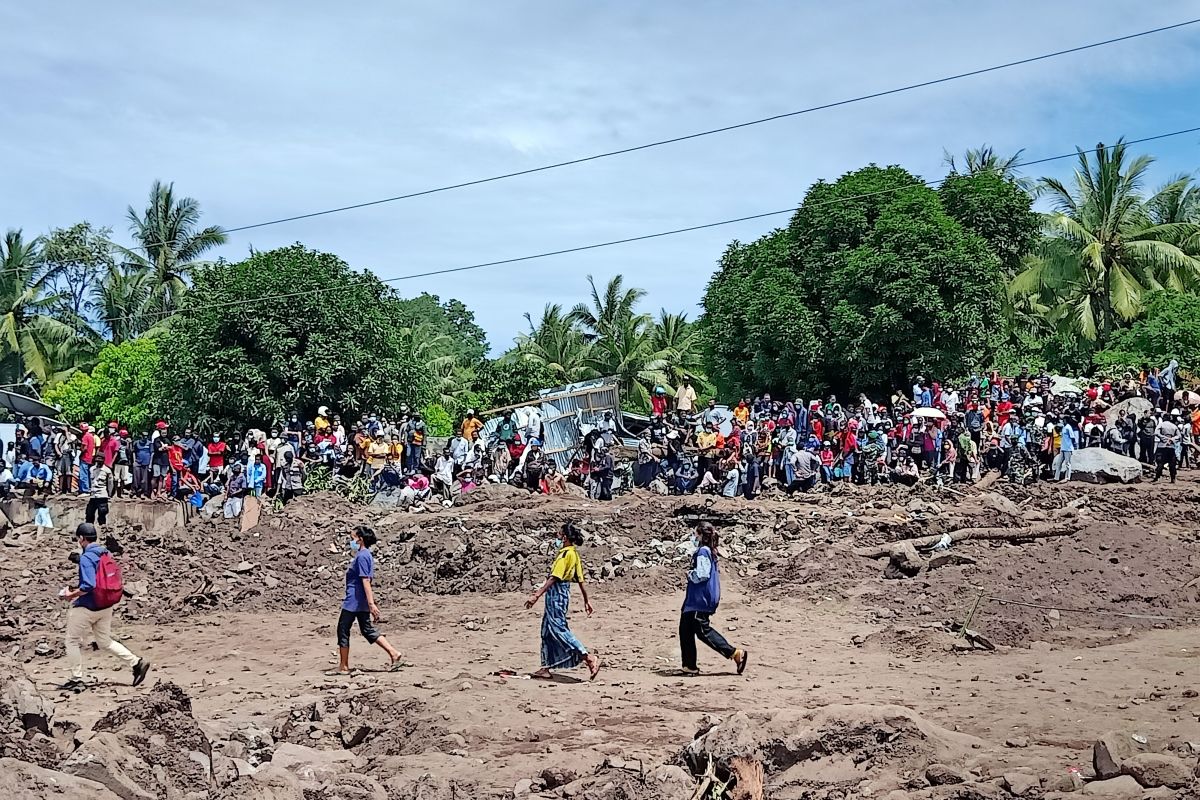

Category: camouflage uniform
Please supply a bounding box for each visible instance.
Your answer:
[861,441,884,485]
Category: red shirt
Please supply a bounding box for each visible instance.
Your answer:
[102,435,121,467]
[206,441,227,469]
[651,395,668,417]
[167,444,186,472]
[81,432,96,463]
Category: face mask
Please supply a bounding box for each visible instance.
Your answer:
[212,436,220,442]
[349,539,361,554]
[552,538,563,550]
[690,534,700,549]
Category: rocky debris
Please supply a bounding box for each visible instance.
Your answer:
[884,541,926,579]
[0,655,60,768]
[684,704,987,795]
[272,689,449,759]
[269,741,359,782]
[0,756,124,800]
[1120,753,1193,789]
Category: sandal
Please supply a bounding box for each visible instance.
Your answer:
[735,650,750,675]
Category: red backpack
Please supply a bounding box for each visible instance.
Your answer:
[92,552,124,609]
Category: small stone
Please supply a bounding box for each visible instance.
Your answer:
[1006,736,1030,749]
[925,764,967,786]
[458,681,472,691]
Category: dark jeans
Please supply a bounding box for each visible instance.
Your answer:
[337,609,380,648]
[1155,447,1178,482]
[788,474,817,494]
[85,497,109,525]
[133,465,150,497]
[679,610,736,670]
[1140,435,1156,464]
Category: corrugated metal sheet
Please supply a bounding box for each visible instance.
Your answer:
[479,378,625,471]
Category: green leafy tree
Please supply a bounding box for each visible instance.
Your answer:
[1011,141,1200,342]
[159,244,437,430]
[115,180,227,317]
[41,222,116,320]
[420,403,454,437]
[42,338,163,430]
[702,165,1004,398]
[0,229,81,384]
[394,293,489,364]
[938,170,1040,276]
[567,274,646,340]
[471,358,560,409]
[1093,292,1200,375]
[942,145,1034,192]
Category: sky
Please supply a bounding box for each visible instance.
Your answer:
[4,2,1200,354]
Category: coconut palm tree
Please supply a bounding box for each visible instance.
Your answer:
[87,263,157,345]
[583,311,672,411]
[513,303,590,383]
[943,145,1033,191]
[1010,140,1200,341]
[567,274,646,341]
[650,310,707,390]
[115,180,227,315]
[0,229,83,383]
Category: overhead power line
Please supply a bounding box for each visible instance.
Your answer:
[217,17,1200,235]
[103,125,1200,329]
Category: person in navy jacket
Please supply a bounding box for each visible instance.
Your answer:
[680,522,748,676]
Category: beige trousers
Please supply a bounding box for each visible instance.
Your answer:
[65,606,139,680]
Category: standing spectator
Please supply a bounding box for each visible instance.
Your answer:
[150,421,170,498]
[277,450,306,503]
[206,433,228,480]
[78,423,96,494]
[132,430,153,498]
[86,454,112,529]
[53,425,78,494]
[111,430,131,498]
[432,447,456,503]
[60,523,150,691]
[496,411,520,445]
[223,464,248,518]
[246,451,267,496]
[405,412,426,470]
[676,375,697,415]
[461,409,483,443]
[1153,410,1181,483]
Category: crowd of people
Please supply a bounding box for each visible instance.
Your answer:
[6,362,1196,535]
[623,366,1197,498]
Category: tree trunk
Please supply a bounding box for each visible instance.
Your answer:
[853,522,1078,558]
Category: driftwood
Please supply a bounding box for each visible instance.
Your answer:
[728,757,765,800]
[854,523,1079,559]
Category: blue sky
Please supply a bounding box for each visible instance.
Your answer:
[4,2,1200,353]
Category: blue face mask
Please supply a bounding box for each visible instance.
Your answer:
[553,538,563,550]
[349,539,361,554]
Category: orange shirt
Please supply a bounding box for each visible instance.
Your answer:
[461,417,483,442]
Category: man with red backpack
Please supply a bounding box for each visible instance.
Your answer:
[60,523,150,691]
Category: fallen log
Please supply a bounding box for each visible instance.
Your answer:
[854,523,1079,558]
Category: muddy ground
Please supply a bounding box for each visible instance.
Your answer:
[2,475,1200,799]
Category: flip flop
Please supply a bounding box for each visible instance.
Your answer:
[387,660,409,672]
[736,650,750,675]
[588,661,601,681]
[322,669,351,677]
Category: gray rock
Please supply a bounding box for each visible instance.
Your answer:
[62,732,157,800]
[1121,753,1192,789]
[269,742,358,783]
[926,763,968,785]
[0,757,124,800]
[1070,448,1143,484]
[1104,399,1152,428]
[1082,776,1142,796]
[1002,772,1039,797]
[1093,731,1147,780]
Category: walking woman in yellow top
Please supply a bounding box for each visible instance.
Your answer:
[525,521,601,680]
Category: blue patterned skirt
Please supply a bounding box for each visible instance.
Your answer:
[540,580,587,669]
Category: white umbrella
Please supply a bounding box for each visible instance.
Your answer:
[912,407,946,420]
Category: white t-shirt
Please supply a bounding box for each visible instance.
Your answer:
[677,384,697,412]
[434,455,455,483]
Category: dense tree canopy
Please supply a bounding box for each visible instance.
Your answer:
[702,165,1005,400]
[42,338,163,431]
[158,245,441,430]
[1093,292,1200,375]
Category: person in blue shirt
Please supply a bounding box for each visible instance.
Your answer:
[60,523,150,691]
[132,431,153,498]
[333,525,402,674]
[1055,421,1078,482]
[679,522,748,676]
[17,454,53,491]
[246,452,267,496]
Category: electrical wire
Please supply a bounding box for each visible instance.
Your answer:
[217,18,1200,234]
[96,124,1200,329]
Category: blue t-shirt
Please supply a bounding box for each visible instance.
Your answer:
[342,548,375,612]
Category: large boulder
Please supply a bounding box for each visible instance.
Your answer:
[1122,753,1193,789]
[0,654,54,735]
[1070,448,1143,484]
[1104,398,1153,427]
[0,757,124,800]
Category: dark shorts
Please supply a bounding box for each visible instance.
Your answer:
[337,608,379,648]
[152,463,168,478]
